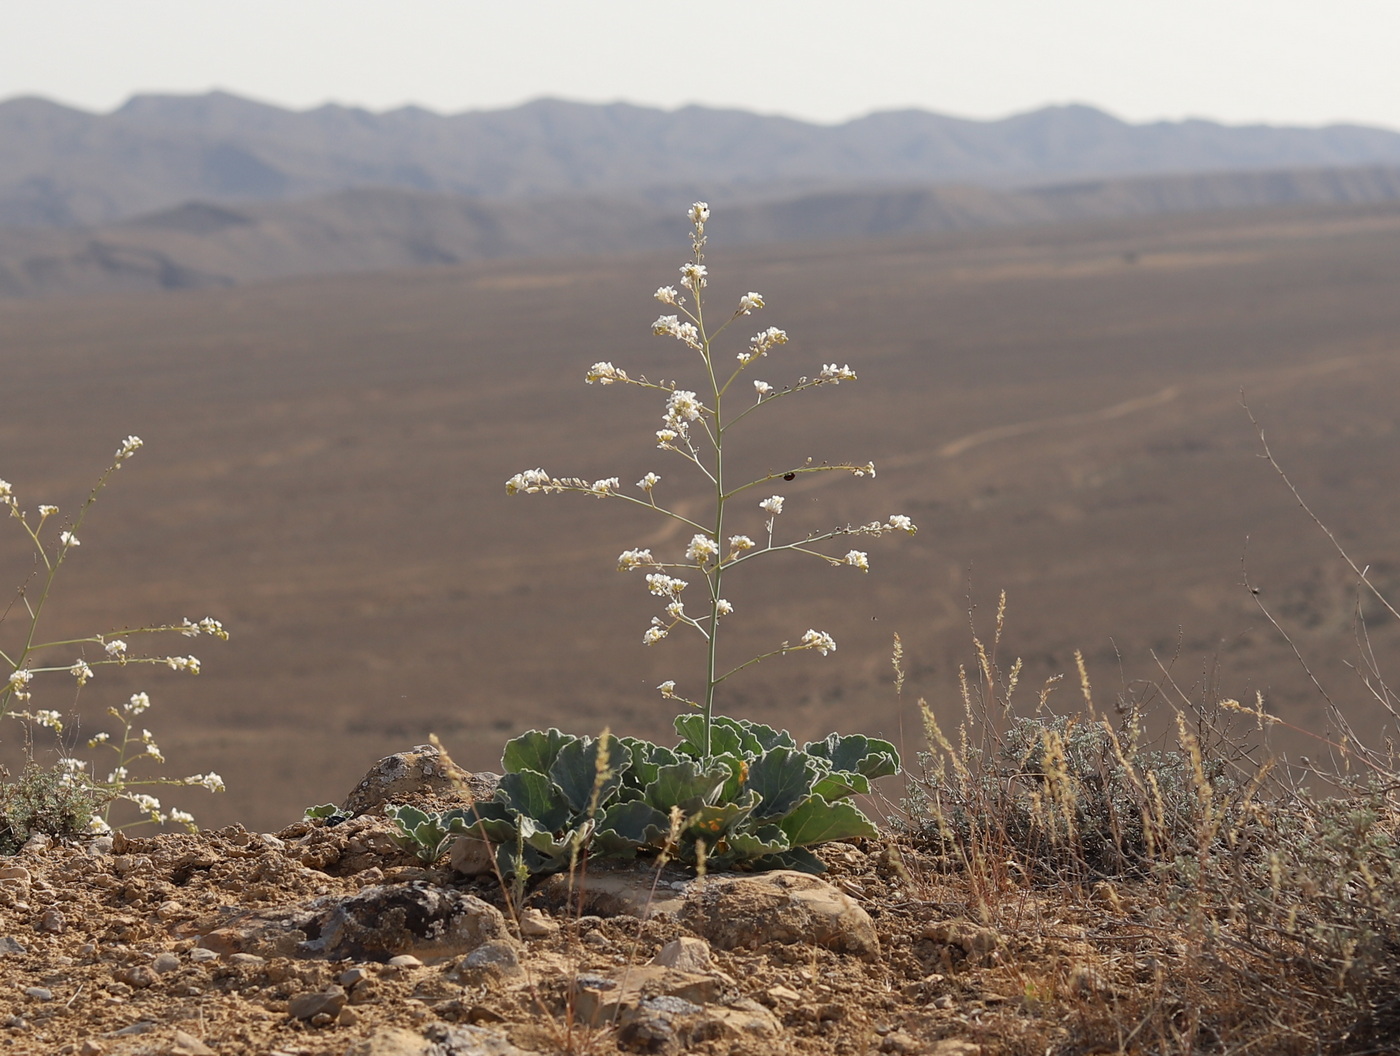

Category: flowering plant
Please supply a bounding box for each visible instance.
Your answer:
[1,439,226,835]
[508,202,916,761]
[474,204,913,875]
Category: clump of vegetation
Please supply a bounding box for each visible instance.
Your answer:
[0,761,107,854]
[899,586,1400,1052]
[1,439,227,842]
[484,203,914,876]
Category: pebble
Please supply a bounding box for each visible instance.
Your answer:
[152,952,182,974]
[517,907,558,938]
[387,954,424,969]
[23,987,53,1001]
[38,908,65,933]
[188,947,219,963]
[288,986,348,1021]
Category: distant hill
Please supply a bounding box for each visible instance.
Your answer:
[4,91,1400,230]
[4,164,1400,299]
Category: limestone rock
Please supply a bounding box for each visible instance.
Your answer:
[679,870,881,961]
[342,744,500,816]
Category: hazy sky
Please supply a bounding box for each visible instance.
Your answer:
[5,0,1398,130]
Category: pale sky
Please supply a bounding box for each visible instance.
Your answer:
[4,0,1398,131]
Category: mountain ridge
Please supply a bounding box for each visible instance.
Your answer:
[5,91,1400,230]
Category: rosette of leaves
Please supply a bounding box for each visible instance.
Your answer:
[463,716,898,879]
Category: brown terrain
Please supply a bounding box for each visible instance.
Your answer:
[2,199,1400,833]
[4,199,1400,1055]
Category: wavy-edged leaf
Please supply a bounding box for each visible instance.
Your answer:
[745,746,819,819]
[723,822,790,859]
[804,733,901,779]
[524,820,590,862]
[750,846,826,874]
[620,737,677,788]
[463,799,518,843]
[673,714,743,759]
[497,769,574,832]
[777,794,879,846]
[595,800,671,856]
[644,759,730,813]
[685,794,757,843]
[723,717,796,755]
[812,770,871,801]
[502,728,576,775]
[550,734,631,814]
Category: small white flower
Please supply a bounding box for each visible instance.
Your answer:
[70,660,94,685]
[617,548,655,571]
[59,757,88,773]
[108,766,129,783]
[801,629,837,656]
[165,656,201,674]
[688,202,710,225]
[168,808,195,826]
[114,435,143,462]
[853,462,876,478]
[844,550,870,572]
[38,504,58,516]
[87,732,110,746]
[759,495,785,516]
[198,617,227,639]
[505,468,551,495]
[130,793,162,815]
[188,772,225,793]
[818,363,857,384]
[652,314,681,337]
[740,327,788,365]
[716,599,734,616]
[655,428,679,448]
[665,599,685,619]
[679,262,708,291]
[126,691,151,715]
[728,535,755,551]
[104,638,128,658]
[738,292,765,314]
[34,709,63,730]
[645,573,687,597]
[87,816,112,835]
[753,380,772,396]
[7,668,33,699]
[674,321,700,347]
[585,361,629,385]
[59,530,80,548]
[643,624,669,646]
[886,514,917,534]
[657,680,677,696]
[637,472,660,491]
[654,286,679,304]
[664,390,703,425]
[685,534,719,564]
[0,480,11,499]
[589,477,621,497]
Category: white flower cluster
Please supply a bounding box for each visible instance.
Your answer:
[655,285,680,305]
[738,292,765,314]
[7,668,33,700]
[164,656,201,674]
[617,548,655,571]
[179,617,227,639]
[645,573,687,598]
[505,468,553,495]
[652,314,701,348]
[114,435,143,464]
[70,660,93,686]
[800,629,837,656]
[685,534,719,564]
[818,363,858,384]
[738,327,788,366]
[585,361,629,385]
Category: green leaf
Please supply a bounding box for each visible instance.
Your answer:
[550,735,631,814]
[777,794,879,847]
[750,846,826,874]
[805,733,901,780]
[744,746,819,819]
[620,738,676,788]
[644,759,730,813]
[724,717,796,755]
[502,728,575,775]
[812,771,871,801]
[497,769,574,832]
[463,800,518,843]
[595,800,671,855]
[303,803,354,824]
[723,822,790,859]
[673,715,743,759]
[685,795,756,842]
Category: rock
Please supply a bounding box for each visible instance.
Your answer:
[287,986,347,1021]
[919,921,1000,964]
[343,1027,435,1056]
[345,1023,536,1056]
[168,1030,217,1055]
[650,937,712,973]
[516,907,558,938]
[23,987,52,1001]
[151,951,182,974]
[341,744,500,816]
[113,965,158,989]
[0,936,27,955]
[454,940,524,986]
[78,1040,105,1056]
[571,965,723,1024]
[387,954,424,969]
[679,870,881,961]
[36,908,65,934]
[299,881,519,964]
[448,834,497,877]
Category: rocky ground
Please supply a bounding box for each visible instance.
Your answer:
[0,750,1378,1055]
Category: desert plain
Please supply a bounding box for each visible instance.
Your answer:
[3,199,1400,831]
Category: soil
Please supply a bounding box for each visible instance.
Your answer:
[0,813,1141,1056]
